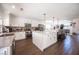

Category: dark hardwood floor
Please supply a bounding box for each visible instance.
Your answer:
[15,35,79,55]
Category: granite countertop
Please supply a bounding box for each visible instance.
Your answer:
[0,33,15,49]
[32,30,57,34]
[0,32,14,37]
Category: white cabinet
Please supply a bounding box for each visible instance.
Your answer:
[0,47,12,55]
[43,32,57,50]
[32,31,57,51]
[32,32,44,51]
[14,32,25,40]
[0,35,14,55]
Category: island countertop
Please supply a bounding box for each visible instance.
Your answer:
[0,33,15,49]
[0,32,14,37]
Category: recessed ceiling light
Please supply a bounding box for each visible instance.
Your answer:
[12,5,15,9]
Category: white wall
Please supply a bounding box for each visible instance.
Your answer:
[0,4,10,26]
[3,12,10,26]
[0,4,5,18]
[10,14,44,27]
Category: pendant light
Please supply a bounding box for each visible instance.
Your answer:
[52,16,55,27]
[43,13,46,21]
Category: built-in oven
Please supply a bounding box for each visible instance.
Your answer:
[25,31,32,39]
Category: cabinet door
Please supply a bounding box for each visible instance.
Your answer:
[0,47,11,55]
[25,23,31,30]
[15,32,25,40]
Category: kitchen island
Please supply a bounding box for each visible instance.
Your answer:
[32,30,57,51]
[0,33,15,55]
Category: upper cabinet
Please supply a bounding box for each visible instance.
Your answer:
[25,23,31,30]
[3,13,10,26]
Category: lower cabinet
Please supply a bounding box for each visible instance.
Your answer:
[0,46,12,55]
[32,31,57,51]
[14,32,25,40]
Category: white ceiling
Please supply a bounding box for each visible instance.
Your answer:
[1,3,79,20]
